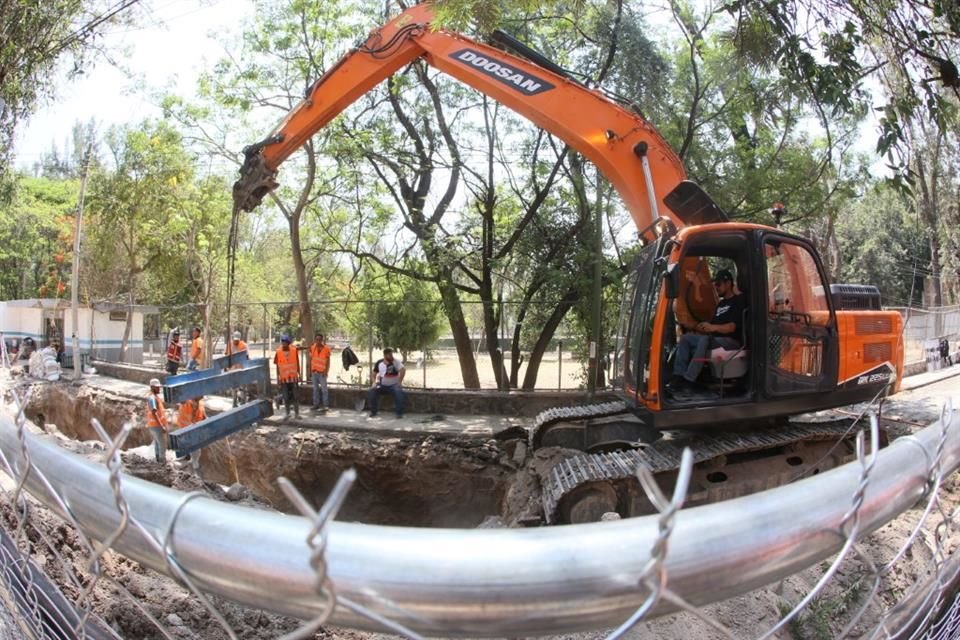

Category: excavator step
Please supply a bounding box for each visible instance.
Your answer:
[163,359,269,405]
[168,399,273,454]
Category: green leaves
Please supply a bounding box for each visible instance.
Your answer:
[0,175,78,299]
[1,0,141,188]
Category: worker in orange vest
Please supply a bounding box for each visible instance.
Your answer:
[187,326,204,371]
[145,378,168,463]
[165,329,182,376]
[225,331,247,370]
[274,334,300,419]
[175,395,206,461]
[309,333,331,412]
[177,396,207,428]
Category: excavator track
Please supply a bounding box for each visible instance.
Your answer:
[541,419,865,524]
[530,401,630,450]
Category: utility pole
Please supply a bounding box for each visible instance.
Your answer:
[70,143,92,380]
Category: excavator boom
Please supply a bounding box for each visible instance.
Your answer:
[233,3,687,237]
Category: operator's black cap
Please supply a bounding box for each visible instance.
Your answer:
[713,269,734,283]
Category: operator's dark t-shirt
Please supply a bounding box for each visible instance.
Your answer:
[711,293,747,339]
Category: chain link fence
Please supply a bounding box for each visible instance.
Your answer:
[893,306,960,368]
[138,300,599,391]
[0,363,959,638]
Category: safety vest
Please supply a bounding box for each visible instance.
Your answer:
[177,398,206,428]
[166,340,181,363]
[146,393,167,428]
[189,336,203,360]
[226,339,247,370]
[275,347,299,383]
[225,339,247,355]
[310,343,331,374]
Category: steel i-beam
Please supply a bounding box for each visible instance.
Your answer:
[168,399,273,454]
[163,360,269,405]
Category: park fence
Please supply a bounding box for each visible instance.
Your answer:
[137,301,960,390]
[1,368,960,638]
[892,306,960,369]
[141,299,598,391]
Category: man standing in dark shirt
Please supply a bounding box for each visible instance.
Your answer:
[667,269,747,395]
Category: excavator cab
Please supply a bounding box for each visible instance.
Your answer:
[611,223,893,431]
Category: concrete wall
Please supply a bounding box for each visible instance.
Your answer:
[88,308,146,363]
[1,301,146,364]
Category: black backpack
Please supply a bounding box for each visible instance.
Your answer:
[341,345,360,370]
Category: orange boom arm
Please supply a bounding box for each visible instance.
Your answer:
[233,3,687,236]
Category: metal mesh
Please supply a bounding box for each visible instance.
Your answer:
[0,367,958,638]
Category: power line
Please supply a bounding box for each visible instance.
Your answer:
[45,0,143,58]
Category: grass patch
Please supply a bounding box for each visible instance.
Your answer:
[778,576,866,640]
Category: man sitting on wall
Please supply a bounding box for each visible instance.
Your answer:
[666,269,747,395]
[367,348,406,418]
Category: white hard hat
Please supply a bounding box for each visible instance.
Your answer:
[233,331,241,340]
[149,378,161,387]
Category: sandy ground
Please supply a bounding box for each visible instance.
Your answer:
[0,369,958,639]
[145,348,590,391]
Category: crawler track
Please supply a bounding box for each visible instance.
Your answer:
[530,403,866,523]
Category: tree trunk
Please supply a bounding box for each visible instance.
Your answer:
[436,275,480,389]
[120,287,133,363]
[522,289,576,390]
[289,215,314,343]
[509,305,527,388]
[482,297,509,390]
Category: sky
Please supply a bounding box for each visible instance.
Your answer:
[13,0,251,171]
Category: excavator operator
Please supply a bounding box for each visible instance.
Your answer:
[667,269,747,396]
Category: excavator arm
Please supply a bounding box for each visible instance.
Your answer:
[233,3,691,236]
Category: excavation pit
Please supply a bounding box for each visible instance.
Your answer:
[21,380,526,528]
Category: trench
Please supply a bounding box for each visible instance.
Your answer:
[22,381,528,528]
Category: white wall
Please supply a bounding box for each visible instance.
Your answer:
[0,301,146,364]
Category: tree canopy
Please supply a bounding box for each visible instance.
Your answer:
[2,0,959,387]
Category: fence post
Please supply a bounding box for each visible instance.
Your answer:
[368,312,374,386]
[262,304,268,358]
[557,340,563,390]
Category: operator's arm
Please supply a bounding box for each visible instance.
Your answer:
[397,362,406,385]
[696,321,736,335]
[697,296,745,336]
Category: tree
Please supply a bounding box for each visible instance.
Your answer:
[721,0,960,183]
[84,121,194,360]
[178,0,376,346]
[832,183,929,308]
[350,267,443,362]
[1,0,140,184]
[0,175,77,300]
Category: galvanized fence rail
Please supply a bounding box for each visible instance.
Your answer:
[0,369,958,638]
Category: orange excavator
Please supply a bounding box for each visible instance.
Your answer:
[234,3,904,523]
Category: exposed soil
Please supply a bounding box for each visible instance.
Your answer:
[197,428,513,527]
